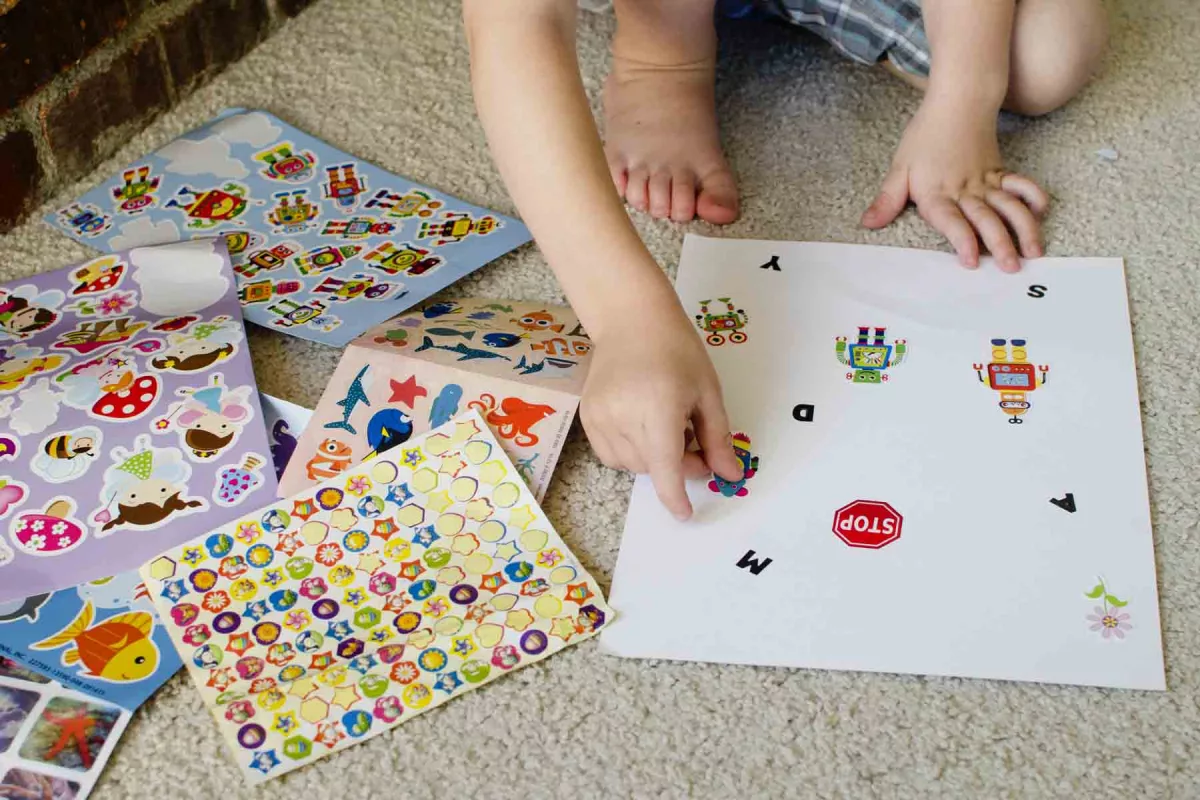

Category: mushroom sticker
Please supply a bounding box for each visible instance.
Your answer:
[56,345,162,422]
[70,254,128,296]
[92,435,206,537]
[149,315,243,374]
[10,497,89,557]
[153,373,256,460]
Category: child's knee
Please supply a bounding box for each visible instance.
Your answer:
[1006,0,1109,117]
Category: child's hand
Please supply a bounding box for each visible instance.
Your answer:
[861,94,1049,272]
[580,305,742,521]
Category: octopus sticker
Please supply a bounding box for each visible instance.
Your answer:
[153,373,256,461]
[149,315,243,374]
[92,435,206,537]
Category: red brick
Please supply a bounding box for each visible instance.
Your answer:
[160,0,272,98]
[0,126,42,232]
[0,0,131,114]
[42,35,171,183]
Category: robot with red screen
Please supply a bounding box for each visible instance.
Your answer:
[974,338,1049,424]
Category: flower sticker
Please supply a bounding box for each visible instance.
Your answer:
[1085,578,1132,640]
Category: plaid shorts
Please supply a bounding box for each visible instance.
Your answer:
[735,0,932,78]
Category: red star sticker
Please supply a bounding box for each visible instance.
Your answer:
[388,375,428,408]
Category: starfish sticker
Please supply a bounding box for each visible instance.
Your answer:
[40,704,98,769]
[388,375,427,408]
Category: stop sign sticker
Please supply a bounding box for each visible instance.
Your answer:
[833,500,903,549]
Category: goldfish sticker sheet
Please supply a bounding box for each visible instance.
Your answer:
[0,656,131,800]
[278,298,593,501]
[44,109,532,347]
[0,239,277,604]
[604,235,1163,690]
[140,410,611,782]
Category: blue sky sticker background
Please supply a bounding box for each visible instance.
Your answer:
[44,108,532,347]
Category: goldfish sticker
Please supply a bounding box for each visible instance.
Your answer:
[31,599,160,683]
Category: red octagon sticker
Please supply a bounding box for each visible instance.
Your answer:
[833,500,903,549]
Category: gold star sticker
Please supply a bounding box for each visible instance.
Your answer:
[508,505,537,530]
[330,684,362,710]
[549,617,576,641]
[494,541,521,562]
[438,455,468,477]
[355,551,385,575]
[424,433,453,456]
[453,418,481,443]
[288,677,319,699]
[426,490,453,513]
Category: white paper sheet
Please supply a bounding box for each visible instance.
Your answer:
[602,235,1164,691]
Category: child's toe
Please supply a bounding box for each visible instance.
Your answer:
[670,172,697,222]
[625,167,650,211]
[649,171,672,218]
[696,168,739,225]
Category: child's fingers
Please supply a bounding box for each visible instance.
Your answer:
[645,426,693,521]
[585,425,623,471]
[918,197,979,268]
[986,189,1042,258]
[999,173,1050,218]
[681,450,713,481]
[861,169,910,229]
[693,389,742,482]
[959,196,1020,273]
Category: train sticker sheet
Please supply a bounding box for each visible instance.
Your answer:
[603,235,1163,691]
[0,239,277,604]
[44,109,533,347]
[139,410,612,783]
[278,298,592,501]
[0,656,131,799]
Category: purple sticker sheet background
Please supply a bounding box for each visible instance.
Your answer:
[0,239,277,603]
[43,108,532,347]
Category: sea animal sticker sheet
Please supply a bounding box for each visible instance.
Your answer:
[278,298,593,501]
[259,394,313,482]
[44,109,532,347]
[140,410,611,782]
[0,239,277,604]
[603,235,1163,691]
[0,656,131,799]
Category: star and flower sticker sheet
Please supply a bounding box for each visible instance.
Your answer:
[0,655,131,800]
[279,298,593,502]
[604,235,1163,691]
[0,239,279,710]
[139,410,611,783]
[44,109,532,347]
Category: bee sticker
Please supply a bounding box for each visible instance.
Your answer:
[32,426,104,483]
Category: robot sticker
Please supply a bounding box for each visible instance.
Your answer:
[255,142,318,183]
[364,188,444,220]
[312,273,398,303]
[31,426,103,484]
[417,211,500,247]
[51,316,148,356]
[695,298,748,346]
[323,164,369,212]
[0,345,68,394]
[362,241,443,277]
[238,278,304,305]
[708,432,759,498]
[55,203,112,238]
[295,244,364,277]
[165,183,259,229]
[234,242,301,280]
[835,327,906,384]
[153,373,256,461]
[110,165,162,214]
[973,338,1049,424]
[217,230,266,259]
[267,297,340,332]
[265,190,320,235]
[91,435,206,536]
[320,217,396,240]
[148,316,243,375]
[69,255,128,296]
[0,285,65,340]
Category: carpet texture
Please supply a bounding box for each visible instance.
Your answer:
[3,0,1199,796]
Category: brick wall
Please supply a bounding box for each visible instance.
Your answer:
[0,0,319,233]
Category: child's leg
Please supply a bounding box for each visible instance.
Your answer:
[882,0,1107,116]
[604,0,739,224]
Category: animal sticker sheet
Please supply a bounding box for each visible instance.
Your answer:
[44,109,532,347]
[0,656,131,800]
[278,298,592,500]
[139,410,612,783]
[0,239,277,604]
[259,394,313,483]
[603,235,1163,691]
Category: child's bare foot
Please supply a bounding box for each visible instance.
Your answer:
[603,22,738,224]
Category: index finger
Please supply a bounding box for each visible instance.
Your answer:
[642,425,693,522]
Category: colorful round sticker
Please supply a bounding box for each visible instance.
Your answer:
[213,611,241,634]
[238,723,266,749]
[246,543,274,568]
[206,533,234,558]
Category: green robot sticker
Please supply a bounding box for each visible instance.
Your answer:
[835,326,907,384]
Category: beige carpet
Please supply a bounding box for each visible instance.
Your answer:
[4,0,1200,796]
